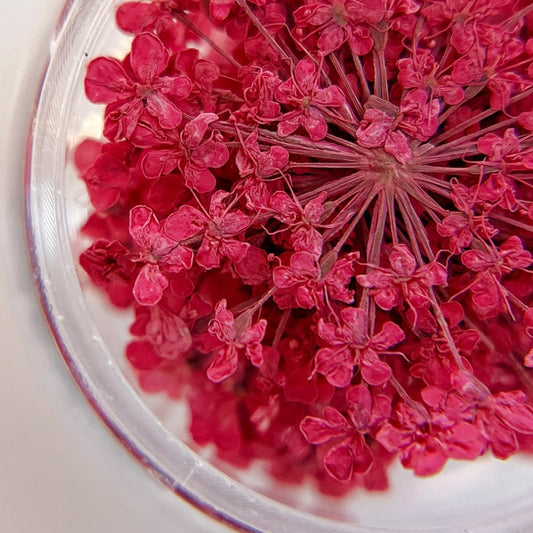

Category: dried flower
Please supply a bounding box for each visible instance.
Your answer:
[77,0,533,492]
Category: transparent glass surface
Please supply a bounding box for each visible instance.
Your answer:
[26,1,533,531]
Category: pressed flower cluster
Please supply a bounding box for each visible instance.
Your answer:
[77,0,533,493]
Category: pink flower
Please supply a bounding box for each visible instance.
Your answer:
[293,0,377,55]
[357,244,447,311]
[85,32,191,143]
[77,0,533,491]
[206,299,267,382]
[272,251,355,310]
[163,190,250,269]
[315,307,405,387]
[376,400,486,477]
[300,385,390,482]
[275,59,346,141]
[129,205,194,305]
[140,113,229,192]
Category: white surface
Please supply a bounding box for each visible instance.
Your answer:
[0,2,229,532]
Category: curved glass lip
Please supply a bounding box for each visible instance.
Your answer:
[23,1,533,532]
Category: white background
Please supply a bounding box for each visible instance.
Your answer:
[0,2,228,532]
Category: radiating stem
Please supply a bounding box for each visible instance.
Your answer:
[329,52,364,118]
[351,52,371,101]
[174,13,242,68]
[234,0,295,63]
[394,189,433,262]
[371,27,389,100]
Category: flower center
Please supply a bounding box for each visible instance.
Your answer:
[332,2,348,26]
[369,148,402,175]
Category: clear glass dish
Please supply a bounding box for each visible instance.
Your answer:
[25,0,533,531]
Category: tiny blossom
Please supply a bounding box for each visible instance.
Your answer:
[206,299,267,382]
[356,108,412,163]
[85,32,192,143]
[357,244,447,311]
[128,205,194,305]
[75,140,132,210]
[140,112,230,192]
[315,307,405,387]
[275,59,346,141]
[78,0,533,495]
[272,251,356,310]
[300,385,390,482]
[269,190,327,258]
[376,400,487,476]
[164,190,250,269]
[236,130,289,179]
[293,0,376,55]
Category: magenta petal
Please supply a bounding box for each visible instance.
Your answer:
[356,109,394,148]
[303,107,328,141]
[74,139,102,174]
[340,307,368,345]
[315,346,354,388]
[444,422,486,460]
[210,0,234,20]
[361,356,391,386]
[130,32,169,84]
[371,321,406,350]
[492,392,533,434]
[483,414,517,459]
[317,24,346,54]
[373,287,401,310]
[191,139,229,168]
[140,149,181,179]
[376,424,408,453]
[314,85,346,107]
[126,340,162,371]
[116,2,159,33]
[219,210,250,235]
[233,247,270,285]
[133,264,168,306]
[317,319,343,345]
[408,439,447,477]
[294,59,316,93]
[245,343,264,367]
[384,130,412,163]
[86,184,121,212]
[196,235,221,270]
[207,345,239,382]
[389,244,417,276]
[277,114,300,137]
[164,246,194,272]
[145,92,182,129]
[159,75,192,100]
[220,239,250,263]
[208,299,237,342]
[323,439,355,482]
[300,407,350,445]
[104,98,145,142]
[346,385,372,430]
[163,205,207,241]
[129,205,160,249]
[295,286,317,309]
[183,113,219,147]
[85,57,134,104]
[184,165,216,193]
[83,153,130,210]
